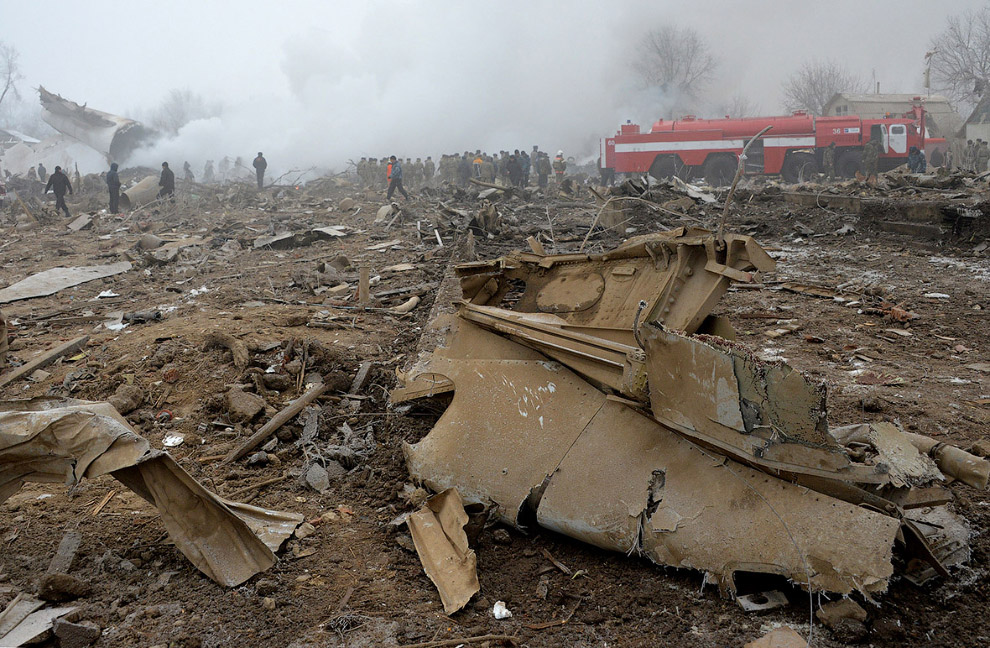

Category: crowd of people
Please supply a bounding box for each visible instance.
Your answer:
[356,147,569,194]
[960,139,990,173]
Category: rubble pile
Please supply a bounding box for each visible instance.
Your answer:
[0,167,987,647]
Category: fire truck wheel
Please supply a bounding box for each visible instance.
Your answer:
[648,156,678,180]
[837,150,863,178]
[781,153,818,183]
[704,156,736,187]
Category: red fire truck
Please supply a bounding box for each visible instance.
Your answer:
[600,106,928,185]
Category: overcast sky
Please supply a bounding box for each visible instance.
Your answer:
[2,0,985,172]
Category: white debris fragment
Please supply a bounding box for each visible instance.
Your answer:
[492,601,513,619]
[163,434,185,448]
[923,292,951,299]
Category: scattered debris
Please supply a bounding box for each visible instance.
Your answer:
[0,336,89,389]
[0,398,303,586]
[0,262,132,304]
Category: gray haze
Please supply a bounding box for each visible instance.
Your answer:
[2,0,984,176]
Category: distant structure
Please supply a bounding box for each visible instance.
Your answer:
[957,94,990,143]
[823,92,961,138]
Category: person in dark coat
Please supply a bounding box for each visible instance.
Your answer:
[44,165,73,217]
[37,162,48,184]
[158,162,175,200]
[106,162,121,213]
[386,155,409,200]
[253,152,267,189]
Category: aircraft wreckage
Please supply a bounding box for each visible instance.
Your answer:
[393,226,987,600]
[38,86,152,162]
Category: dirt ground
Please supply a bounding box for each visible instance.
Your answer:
[1,173,988,647]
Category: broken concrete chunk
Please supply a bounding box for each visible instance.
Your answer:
[743,627,807,648]
[138,233,164,250]
[107,384,145,415]
[37,573,91,601]
[339,197,357,211]
[225,388,266,423]
[816,598,867,628]
[305,462,330,493]
[53,618,101,648]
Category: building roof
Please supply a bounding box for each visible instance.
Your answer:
[828,92,952,105]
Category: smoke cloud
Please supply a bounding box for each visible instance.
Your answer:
[131,2,661,178]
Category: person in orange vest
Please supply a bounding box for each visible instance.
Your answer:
[386,155,409,200]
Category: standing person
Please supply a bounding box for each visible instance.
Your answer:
[219,156,230,182]
[861,138,879,185]
[823,142,836,182]
[457,154,471,187]
[203,160,215,183]
[37,162,48,184]
[183,161,194,182]
[977,140,990,173]
[44,165,73,218]
[552,150,567,185]
[520,150,531,185]
[253,152,267,189]
[386,155,409,200]
[106,162,121,213]
[27,165,38,182]
[423,156,435,187]
[531,146,540,181]
[507,154,522,187]
[536,152,551,189]
[158,162,175,200]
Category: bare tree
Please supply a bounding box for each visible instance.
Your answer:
[634,26,717,115]
[0,41,23,112]
[150,89,221,136]
[712,93,759,118]
[782,59,867,115]
[929,6,990,108]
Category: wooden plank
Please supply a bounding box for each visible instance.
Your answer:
[223,383,328,464]
[46,530,82,574]
[0,336,88,389]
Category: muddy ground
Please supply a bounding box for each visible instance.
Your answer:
[0,173,988,647]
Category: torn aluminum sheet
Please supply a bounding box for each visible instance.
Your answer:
[397,227,773,402]
[396,228,975,598]
[642,325,945,488]
[0,262,132,304]
[406,488,480,614]
[39,86,152,162]
[402,321,900,595]
[0,398,302,586]
[455,226,774,336]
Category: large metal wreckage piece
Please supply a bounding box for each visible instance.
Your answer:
[392,226,987,599]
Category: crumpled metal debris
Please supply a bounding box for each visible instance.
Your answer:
[393,226,984,598]
[0,398,303,586]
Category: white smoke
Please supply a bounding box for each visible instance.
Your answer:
[130,1,667,179]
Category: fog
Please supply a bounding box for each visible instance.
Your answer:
[2,0,985,176]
